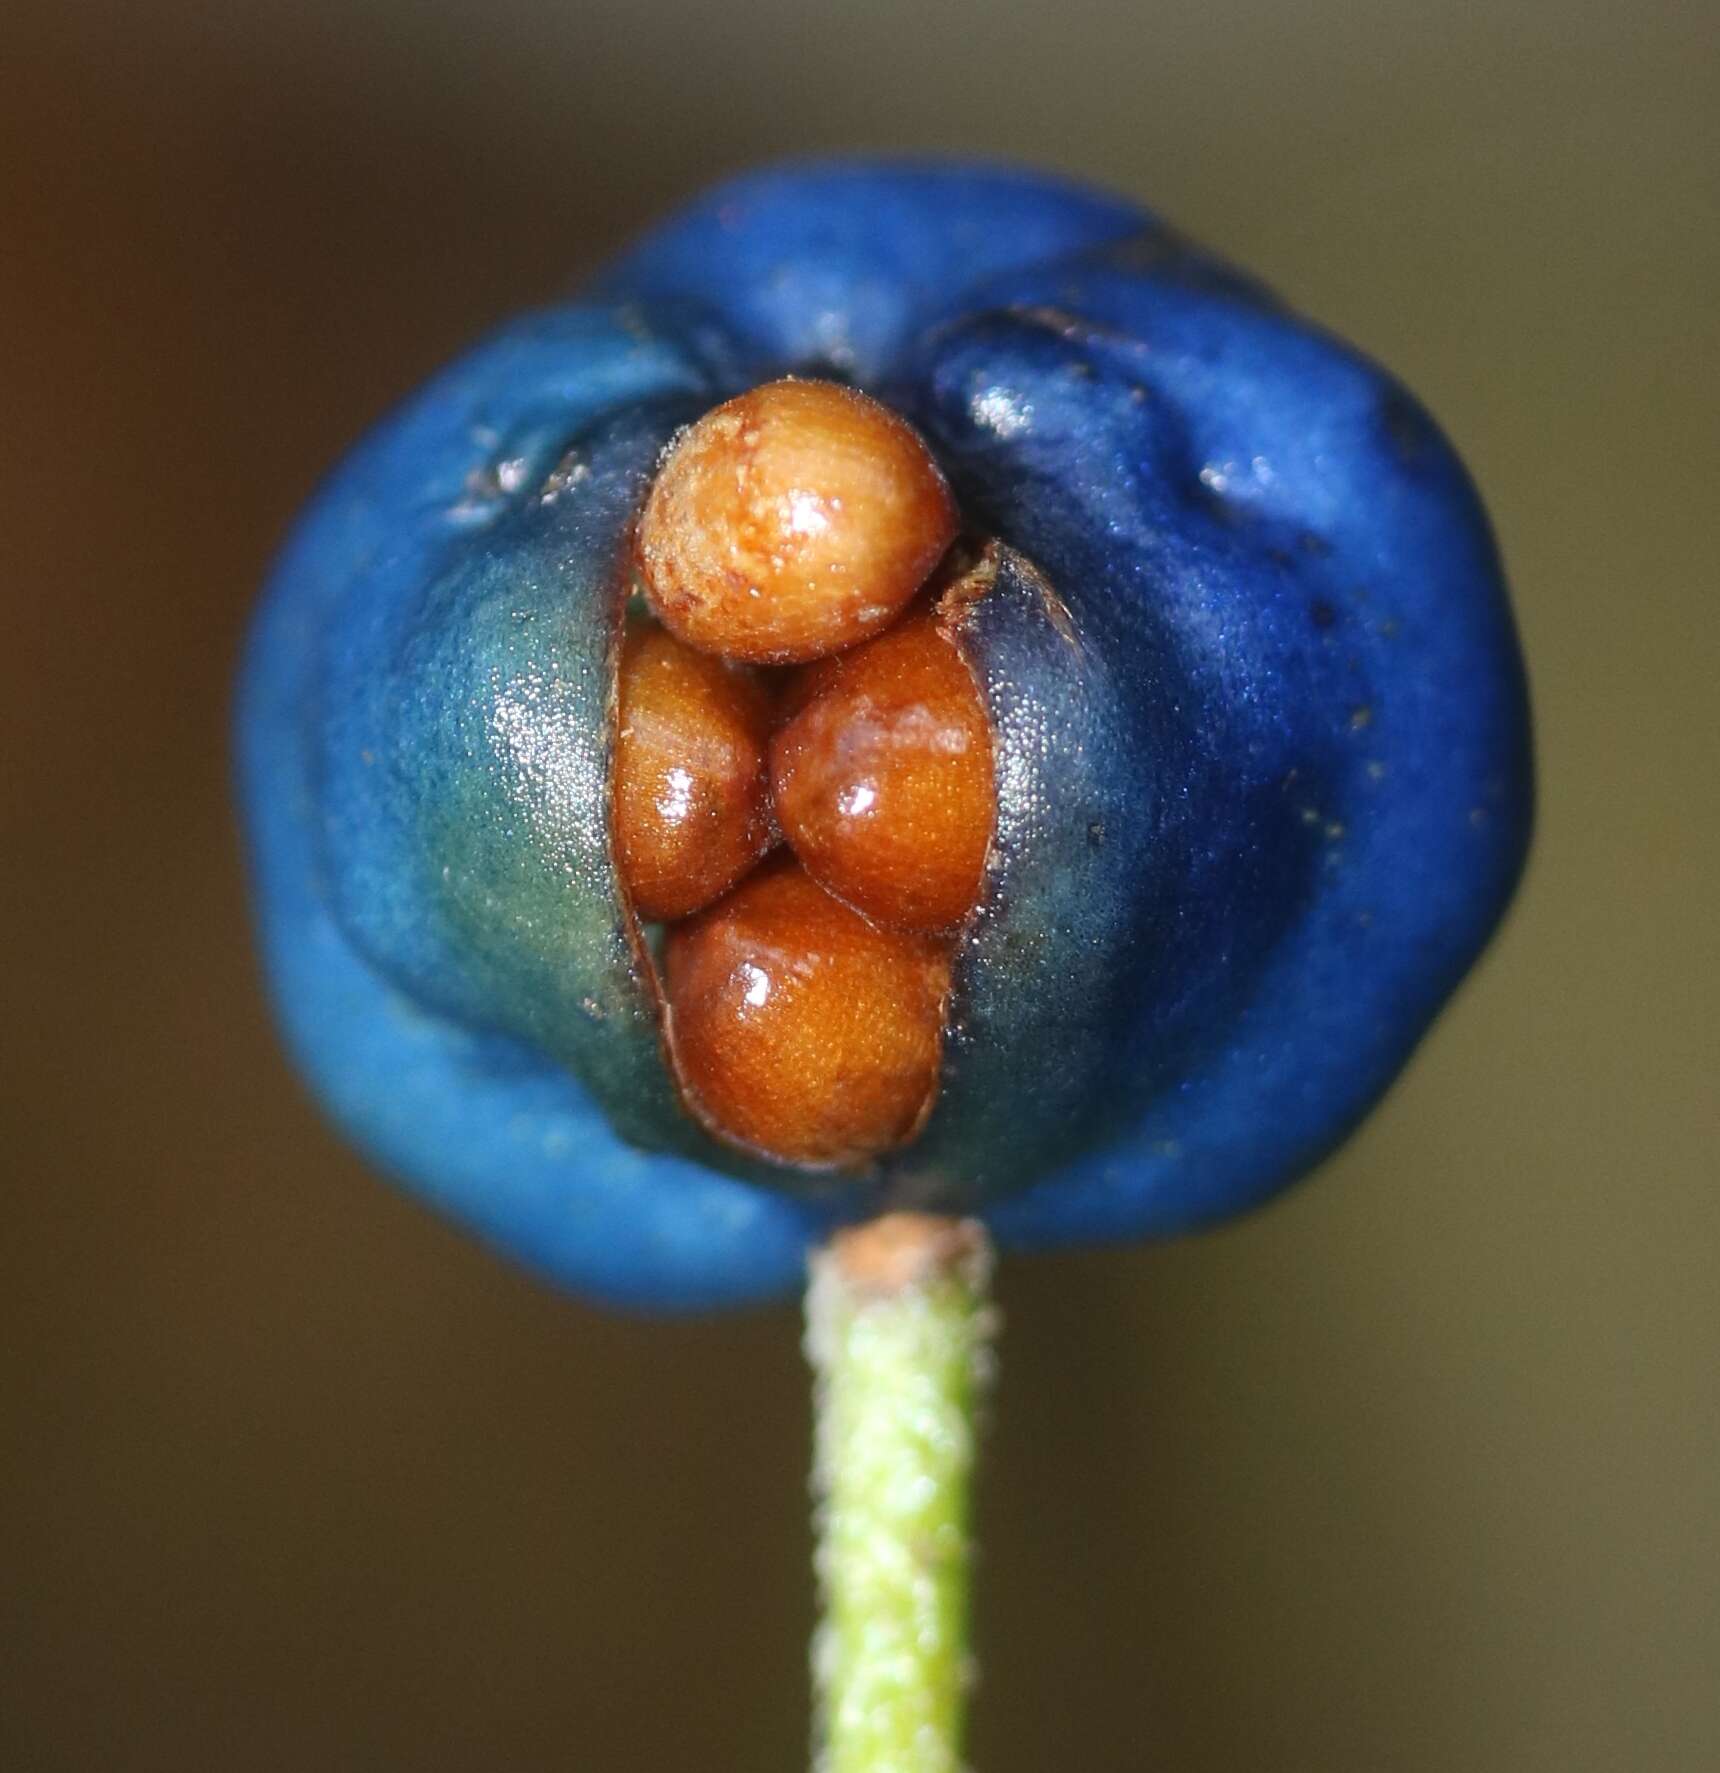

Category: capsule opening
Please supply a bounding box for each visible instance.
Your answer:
[609,377,1000,1172]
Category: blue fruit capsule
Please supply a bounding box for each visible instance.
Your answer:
[236,160,1531,1311]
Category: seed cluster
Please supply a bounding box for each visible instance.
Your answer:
[615,378,995,1168]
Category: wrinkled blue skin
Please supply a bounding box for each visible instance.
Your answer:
[237,161,1531,1311]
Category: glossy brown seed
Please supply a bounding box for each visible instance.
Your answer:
[612,621,776,922]
[770,605,994,933]
[663,858,951,1167]
[636,378,959,665]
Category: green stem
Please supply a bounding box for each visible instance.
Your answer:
[805,1214,996,1773]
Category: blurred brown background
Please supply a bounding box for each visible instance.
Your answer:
[3,2,1715,1767]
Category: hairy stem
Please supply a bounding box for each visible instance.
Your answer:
[806,1214,995,1773]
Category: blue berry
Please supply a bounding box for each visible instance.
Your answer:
[237,161,1530,1309]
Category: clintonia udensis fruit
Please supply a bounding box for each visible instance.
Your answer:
[237,161,1531,1310]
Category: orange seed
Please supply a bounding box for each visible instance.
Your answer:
[636,379,958,665]
[613,620,776,922]
[663,858,950,1167]
[770,604,994,932]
